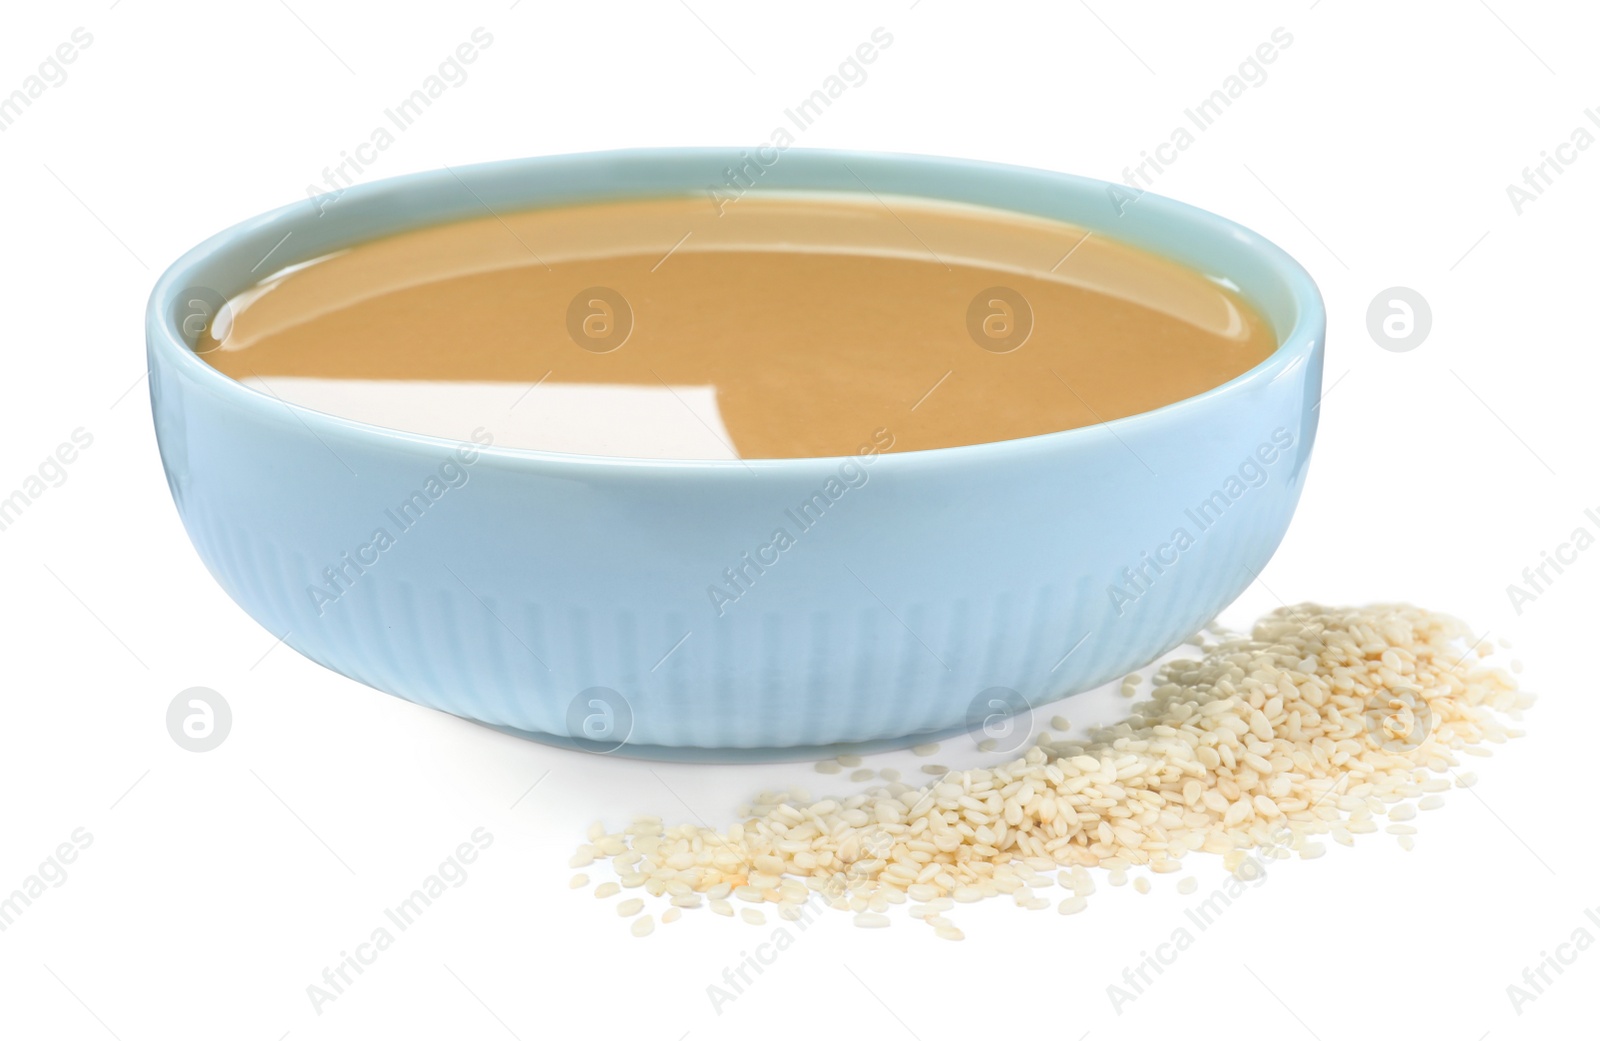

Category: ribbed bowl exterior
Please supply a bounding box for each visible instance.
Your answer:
[147,149,1324,753]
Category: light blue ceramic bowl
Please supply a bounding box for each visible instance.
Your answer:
[147,148,1323,757]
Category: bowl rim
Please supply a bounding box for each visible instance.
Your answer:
[146,147,1325,473]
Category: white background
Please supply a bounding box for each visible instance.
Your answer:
[1,1,1595,1038]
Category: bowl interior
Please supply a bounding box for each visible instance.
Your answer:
[150,148,1322,469]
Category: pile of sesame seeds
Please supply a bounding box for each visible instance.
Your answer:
[570,603,1532,939]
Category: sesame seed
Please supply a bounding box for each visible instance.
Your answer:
[572,604,1529,939]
